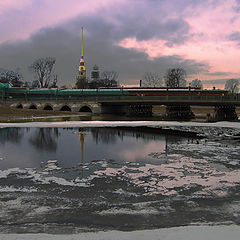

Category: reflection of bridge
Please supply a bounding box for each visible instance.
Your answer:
[3,94,240,120]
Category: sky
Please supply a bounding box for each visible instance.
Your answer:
[0,0,240,88]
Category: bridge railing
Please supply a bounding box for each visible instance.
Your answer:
[1,93,240,104]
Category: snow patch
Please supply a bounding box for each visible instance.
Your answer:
[97,207,159,215]
[0,186,37,193]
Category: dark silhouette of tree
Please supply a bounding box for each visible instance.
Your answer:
[31,80,40,88]
[225,79,239,93]
[142,72,162,87]
[88,78,117,88]
[29,57,56,88]
[89,70,118,88]
[49,75,58,88]
[0,68,24,87]
[190,79,203,89]
[164,68,187,88]
[101,71,118,81]
[88,79,101,89]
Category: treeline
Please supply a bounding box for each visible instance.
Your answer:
[0,57,119,89]
[1,57,239,92]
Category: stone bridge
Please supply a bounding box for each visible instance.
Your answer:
[2,94,240,121]
[8,100,102,115]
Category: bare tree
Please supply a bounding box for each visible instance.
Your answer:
[142,72,162,87]
[88,70,118,88]
[50,75,58,88]
[225,79,239,93]
[29,57,56,88]
[89,78,118,88]
[88,70,119,88]
[31,80,40,88]
[0,68,24,87]
[164,68,187,88]
[88,79,102,89]
[101,71,118,81]
[190,79,203,89]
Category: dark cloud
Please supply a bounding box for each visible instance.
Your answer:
[205,71,233,77]
[202,78,240,85]
[229,31,240,45]
[0,8,209,86]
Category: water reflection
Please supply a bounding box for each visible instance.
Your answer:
[0,127,23,145]
[89,127,173,144]
[29,128,59,152]
[90,128,117,144]
[79,132,85,176]
[0,127,177,172]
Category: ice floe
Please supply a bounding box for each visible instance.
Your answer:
[95,156,240,196]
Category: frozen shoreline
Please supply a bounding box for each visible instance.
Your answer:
[0,225,239,240]
[1,120,240,129]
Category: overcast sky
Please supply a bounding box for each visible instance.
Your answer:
[0,0,240,88]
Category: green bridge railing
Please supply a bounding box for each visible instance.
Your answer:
[1,94,240,105]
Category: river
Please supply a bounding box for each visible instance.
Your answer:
[0,122,240,235]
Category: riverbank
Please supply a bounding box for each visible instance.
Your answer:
[1,105,240,122]
[0,225,239,240]
[0,106,80,118]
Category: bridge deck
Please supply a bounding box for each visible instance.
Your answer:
[2,94,240,106]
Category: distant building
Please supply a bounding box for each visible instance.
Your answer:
[91,64,100,81]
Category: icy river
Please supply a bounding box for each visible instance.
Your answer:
[0,121,240,238]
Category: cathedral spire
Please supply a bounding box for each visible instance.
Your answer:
[81,26,84,58]
[79,26,85,68]
[75,27,87,88]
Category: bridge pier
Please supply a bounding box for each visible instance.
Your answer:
[101,105,127,115]
[165,105,195,120]
[101,104,153,116]
[212,105,237,121]
[127,104,152,116]
[90,103,102,114]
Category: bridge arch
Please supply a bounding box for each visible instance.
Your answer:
[43,104,53,110]
[29,104,37,109]
[16,104,23,109]
[60,105,71,111]
[79,106,92,113]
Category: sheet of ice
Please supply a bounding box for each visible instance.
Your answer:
[1,120,240,129]
[0,186,37,192]
[0,225,239,240]
[0,168,90,188]
[95,155,240,196]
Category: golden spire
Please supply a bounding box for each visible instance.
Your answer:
[78,27,86,76]
[81,27,84,58]
[75,27,87,89]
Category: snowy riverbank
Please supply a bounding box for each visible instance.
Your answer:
[1,120,240,129]
[0,225,239,240]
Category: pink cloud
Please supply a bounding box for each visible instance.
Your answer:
[0,0,126,43]
[0,0,32,11]
[118,0,240,81]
